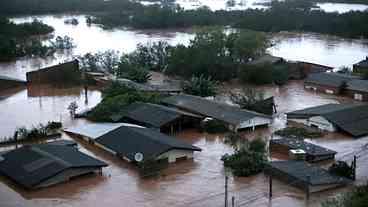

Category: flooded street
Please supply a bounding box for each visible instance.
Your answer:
[1,11,368,207]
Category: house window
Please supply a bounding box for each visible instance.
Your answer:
[325,89,334,94]
[354,93,363,101]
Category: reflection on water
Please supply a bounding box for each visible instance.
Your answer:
[0,85,101,138]
[268,32,368,68]
[316,3,368,13]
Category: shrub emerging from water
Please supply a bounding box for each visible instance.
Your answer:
[201,119,229,134]
[321,183,368,207]
[183,75,218,97]
[221,138,267,176]
[328,161,354,179]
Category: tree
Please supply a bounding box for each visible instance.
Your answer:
[230,87,265,109]
[67,101,78,118]
[183,75,218,97]
[221,138,268,177]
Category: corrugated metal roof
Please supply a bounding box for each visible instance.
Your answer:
[64,123,142,139]
[95,125,201,161]
[268,161,350,186]
[0,144,107,189]
[111,102,202,128]
[162,94,271,126]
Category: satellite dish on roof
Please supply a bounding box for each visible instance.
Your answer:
[134,152,144,162]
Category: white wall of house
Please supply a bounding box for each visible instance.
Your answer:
[157,149,194,163]
[237,117,271,131]
[354,93,363,101]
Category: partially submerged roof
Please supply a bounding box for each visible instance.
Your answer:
[287,103,368,137]
[95,125,201,161]
[0,75,26,83]
[268,161,350,186]
[0,144,107,189]
[270,138,336,157]
[347,79,368,93]
[110,102,203,127]
[305,72,357,88]
[354,57,368,68]
[47,140,77,147]
[64,123,142,140]
[248,54,284,65]
[162,94,271,126]
[116,78,182,93]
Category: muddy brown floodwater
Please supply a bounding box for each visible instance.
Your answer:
[1,77,368,207]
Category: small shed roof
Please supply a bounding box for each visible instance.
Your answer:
[0,144,107,189]
[162,94,270,126]
[95,125,201,161]
[270,138,336,157]
[111,102,202,128]
[268,161,350,186]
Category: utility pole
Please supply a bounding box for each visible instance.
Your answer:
[353,155,357,180]
[225,176,229,207]
[231,196,235,207]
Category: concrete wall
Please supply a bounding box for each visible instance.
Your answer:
[26,60,80,84]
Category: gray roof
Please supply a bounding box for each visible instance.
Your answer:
[110,102,202,128]
[116,78,182,93]
[162,94,271,126]
[64,123,142,140]
[305,72,357,88]
[0,144,107,189]
[287,103,368,137]
[248,54,283,65]
[305,72,368,93]
[95,125,201,161]
[354,57,368,68]
[0,75,26,83]
[268,161,350,186]
[270,138,336,157]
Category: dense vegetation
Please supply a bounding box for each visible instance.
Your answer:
[0,122,62,144]
[0,18,55,61]
[87,82,163,122]
[222,138,268,176]
[322,183,368,207]
[182,75,218,97]
[1,0,368,38]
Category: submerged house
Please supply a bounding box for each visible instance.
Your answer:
[26,60,80,84]
[270,138,337,162]
[304,72,368,101]
[0,75,26,91]
[162,94,272,132]
[286,103,368,137]
[110,102,203,134]
[116,78,182,94]
[265,161,350,193]
[353,57,368,74]
[64,123,201,163]
[0,144,107,189]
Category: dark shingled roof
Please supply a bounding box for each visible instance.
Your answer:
[0,145,107,189]
[305,72,368,93]
[162,94,270,126]
[248,54,283,65]
[110,102,202,128]
[47,140,78,147]
[287,103,368,137]
[95,126,201,161]
[268,161,350,186]
[270,138,336,157]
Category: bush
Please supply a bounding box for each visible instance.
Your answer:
[221,138,267,177]
[239,64,274,85]
[183,75,218,97]
[328,161,354,179]
[322,183,368,207]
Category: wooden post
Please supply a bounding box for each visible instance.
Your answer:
[231,196,235,207]
[306,175,310,200]
[225,176,228,207]
[269,174,273,198]
[353,155,357,180]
